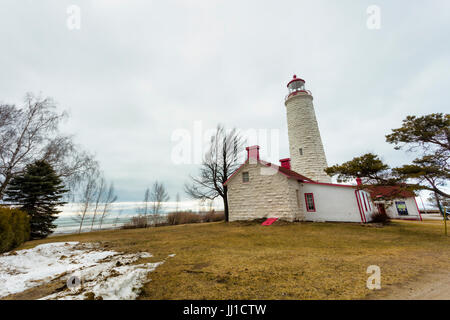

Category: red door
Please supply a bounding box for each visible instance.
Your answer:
[376,203,386,215]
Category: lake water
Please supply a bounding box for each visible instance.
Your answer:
[54,200,222,235]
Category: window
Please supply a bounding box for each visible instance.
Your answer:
[299,148,303,156]
[296,190,301,208]
[395,201,408,215]
[242,172,249,183]
[304,193,315,212]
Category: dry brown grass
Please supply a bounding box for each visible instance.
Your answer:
[10,219,450,300]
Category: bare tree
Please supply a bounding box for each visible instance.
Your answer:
[99,182,118,229]
[41,136,98,200]
[207,199,214,213]
[0,93,98,201]
[137,187,150,217]
[149,181,170,225]
[112,210,122,229]
[175,192,180,213]
[90,176,105,231]
[185,124,243,222]
[72,168,99,234]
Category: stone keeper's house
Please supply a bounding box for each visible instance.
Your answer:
[224,146,374,223]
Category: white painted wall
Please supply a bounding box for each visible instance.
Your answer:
[300,183,373,223]
[227,162,378,223]
[376,197,421,220]
[355,190,374,223]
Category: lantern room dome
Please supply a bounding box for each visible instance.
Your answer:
[287,74,305,88]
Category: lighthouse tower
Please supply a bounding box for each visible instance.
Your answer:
[284,75,331,183]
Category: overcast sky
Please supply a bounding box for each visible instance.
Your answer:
[1,1,449,202]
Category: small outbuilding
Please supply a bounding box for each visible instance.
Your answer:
[366,185,422,221]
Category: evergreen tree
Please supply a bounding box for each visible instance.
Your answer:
[4,160,67,239]
[327,113,449,199]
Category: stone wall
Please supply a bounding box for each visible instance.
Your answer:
[285,93,331,183]
[227,162,304,222]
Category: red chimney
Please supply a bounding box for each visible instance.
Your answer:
[279,158,291,170]
[356,177,362,186]
[246,145,260,161]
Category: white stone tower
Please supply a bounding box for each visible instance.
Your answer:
[284,75,331,182]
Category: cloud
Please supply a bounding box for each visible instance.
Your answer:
[0,0,448,201]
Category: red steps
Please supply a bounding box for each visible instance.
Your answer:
[262,218,278,226]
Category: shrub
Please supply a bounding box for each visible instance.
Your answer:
[202,211,225,222]
[167,211,225,225]
[167,211,202,225]
[0,206,30,253]
[148,214,168,226]
[371,210,390,224]
[122,211,225,229]
[122,215,148,229]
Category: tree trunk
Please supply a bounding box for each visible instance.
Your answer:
[223,186,229,222]
[0,173,13,200]
[435,192,445,217]
[0,182,7,201]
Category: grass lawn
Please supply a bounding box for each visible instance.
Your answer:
[12,219,450,300]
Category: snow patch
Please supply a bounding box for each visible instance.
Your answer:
[0,242,165,300]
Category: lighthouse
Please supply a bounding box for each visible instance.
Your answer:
[284,75,331,183]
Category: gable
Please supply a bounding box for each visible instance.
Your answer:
[224,161,286,188]
[223,160,313,186]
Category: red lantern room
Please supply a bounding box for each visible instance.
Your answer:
[287,74,305,92]
[286,75,310,100]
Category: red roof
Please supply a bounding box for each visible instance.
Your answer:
[277,164,314,182]
[366,185,415,199]
[287,74,305,87]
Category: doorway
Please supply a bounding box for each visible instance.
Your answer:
[376,203,386,215]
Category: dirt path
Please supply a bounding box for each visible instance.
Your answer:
[370,272,450,300]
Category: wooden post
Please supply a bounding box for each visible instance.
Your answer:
[444,206,448,236]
